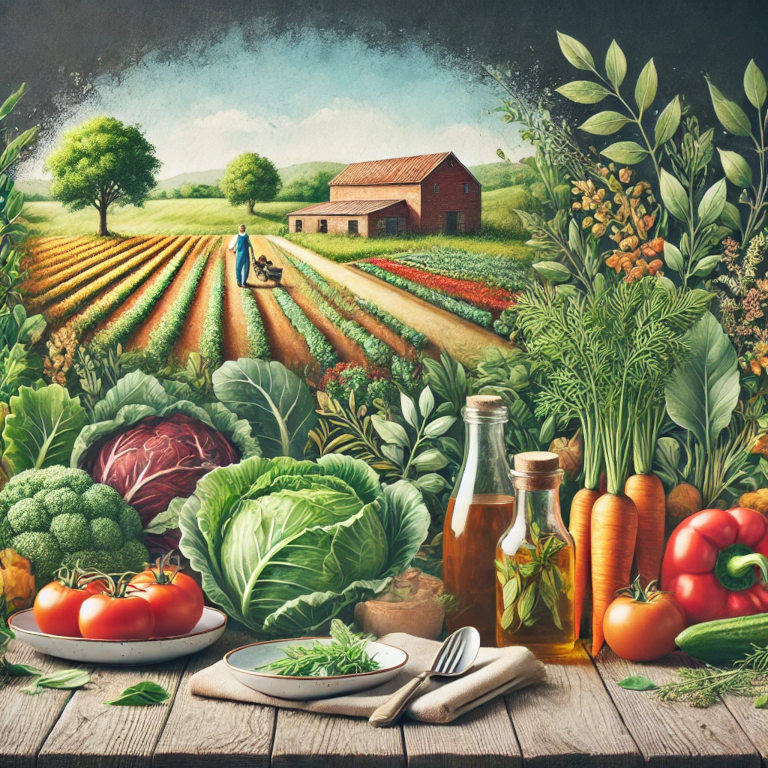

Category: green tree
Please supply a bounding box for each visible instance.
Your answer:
[220,152,281,214]
[278,170,335,202]
[46,116,160,236]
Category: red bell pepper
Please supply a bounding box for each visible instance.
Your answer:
[661,507,768,624]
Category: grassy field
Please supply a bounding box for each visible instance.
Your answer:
[23,199,301,236]
[24,186,529,246]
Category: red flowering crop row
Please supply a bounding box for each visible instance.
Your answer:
[365,258,516,313]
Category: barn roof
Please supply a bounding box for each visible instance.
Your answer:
[288,199,405,216]
[329,151,477,186]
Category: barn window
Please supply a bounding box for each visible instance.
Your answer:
[319,219,328,233]
[295,219,303,232]
[463,182,469,194]
[348,220,359,235]
[433,183,439,194]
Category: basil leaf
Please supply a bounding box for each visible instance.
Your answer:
[755,693,768,709]
[7,663,41,677]
[106,681,170,706]
[618,675,659,691]
[21,669,90,695]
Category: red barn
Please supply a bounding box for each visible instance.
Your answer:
[287,151,481,237]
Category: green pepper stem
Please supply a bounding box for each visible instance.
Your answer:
[727,553,768,583]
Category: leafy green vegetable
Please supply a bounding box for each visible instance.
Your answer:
[257,620,380,677]
[21,668,91,695]
[213,358,318,459]
[2,384,88,475]
[178,454,430,637]
[618,675,659,691]
[106,681,170,706]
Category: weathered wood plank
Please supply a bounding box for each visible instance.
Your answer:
[37,657,186,768]
[271,709,404,768]
[508,645,641,768]
[152,629,275,768]
[722,696,768,768]
[0,638,88,768]
[403,698,521,768]
[594,649,760,768]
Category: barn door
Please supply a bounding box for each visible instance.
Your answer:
[445,211,458,234]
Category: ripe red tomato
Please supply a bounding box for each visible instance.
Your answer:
[603,584,685,662]
[78,593,154,640]
[34,581,92,637]
[129,569,204,637]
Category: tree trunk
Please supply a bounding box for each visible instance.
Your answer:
[248,200,255,215]
[98,205,109,236]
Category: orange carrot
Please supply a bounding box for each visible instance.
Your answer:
[590,492,638,656]
[625,473,665,588]
[569,487,601,639]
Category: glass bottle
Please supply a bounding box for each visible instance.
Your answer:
[496,451,575,657]
[443,395,516,646]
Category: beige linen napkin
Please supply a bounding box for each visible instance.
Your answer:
[189,632,546,724]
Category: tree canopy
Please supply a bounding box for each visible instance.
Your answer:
[46,116,160,235]
[220,153,281,214]
[277,169,335,202]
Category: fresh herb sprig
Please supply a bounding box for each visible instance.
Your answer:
[257,620,380,678]
[619,645,768,708]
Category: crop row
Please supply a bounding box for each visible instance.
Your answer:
[357,263,493,328]
[199,257,226,371]
[354,298,428,349]
[27,237,122,277]
[283,255,392,365]
[364,257,515,313]
[33,235,178,314]
[279,248,429,353]
[273,288,337,370]
[27,236,92,263]
[399,247,530,293]
[63,237,198,339]
[241,289,270,360]
[29,236,153,291]
[145,240,215,365]
[90,237,208,354]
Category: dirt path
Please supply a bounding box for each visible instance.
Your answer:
[249,236,313,373]
[222,245,252,361]
[126,235,206,351]
[173,243,222,362]
[268,236,512,365]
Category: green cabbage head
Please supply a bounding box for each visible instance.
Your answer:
[178,454,430,637]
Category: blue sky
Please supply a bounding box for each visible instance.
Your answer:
[25,26,528,179]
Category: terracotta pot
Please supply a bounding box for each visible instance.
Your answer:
[354,569,445,640]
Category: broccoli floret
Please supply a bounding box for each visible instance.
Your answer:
[11,532,62,584]
[61,549,120,574]
[7,499,50,534]
[44,488,81,519]
[0,485,28,506]
[81,484,125,521]
[6,468,48,495]
[55,468,93,495]
[33,490,48,504]
[50,513,92,554]
[0,516,14,548]
[116,504,143,540]
[118,539,149,572]
[90,517,123,552]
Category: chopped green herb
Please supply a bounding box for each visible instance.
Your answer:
[257,620,380,677]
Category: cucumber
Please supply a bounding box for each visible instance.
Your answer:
[676,613,768,666]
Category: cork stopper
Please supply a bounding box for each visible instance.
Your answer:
[513,451,562,490]
[465,395,504,411]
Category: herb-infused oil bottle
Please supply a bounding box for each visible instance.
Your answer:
[496,451,575,657]
[443,395,516,645]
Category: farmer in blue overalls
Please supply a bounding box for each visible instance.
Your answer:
[228,224,254,287]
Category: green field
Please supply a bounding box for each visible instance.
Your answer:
[24,186,529,246]
[23,199,301,236]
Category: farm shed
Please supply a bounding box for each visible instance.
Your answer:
[287,151,481,237]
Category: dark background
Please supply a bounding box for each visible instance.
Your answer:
[1,0,766,139]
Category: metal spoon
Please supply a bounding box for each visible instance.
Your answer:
[368,626,481,727]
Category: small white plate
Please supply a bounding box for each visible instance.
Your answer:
[225,636,408,700]
[8,606,227,665]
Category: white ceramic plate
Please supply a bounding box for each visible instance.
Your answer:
[225,636,408,700]
[8,606,227,665]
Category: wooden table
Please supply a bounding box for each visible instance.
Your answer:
[1,626,765,767]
